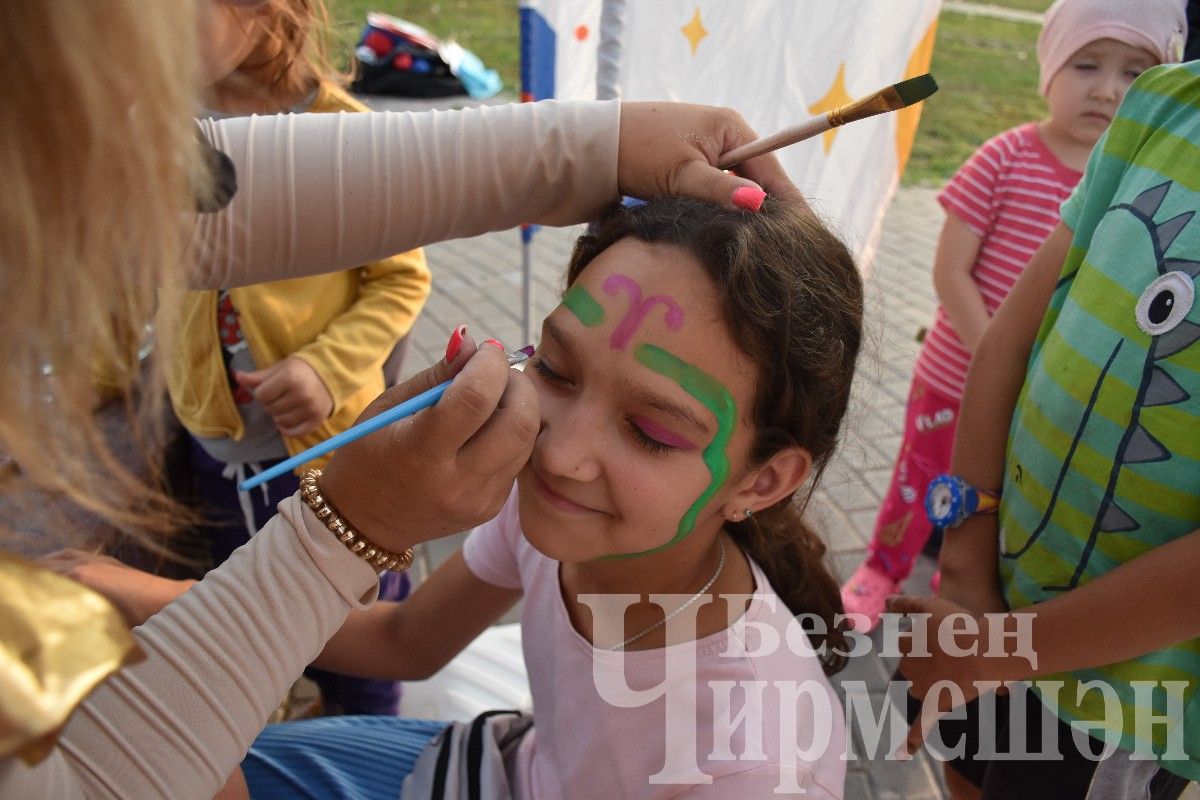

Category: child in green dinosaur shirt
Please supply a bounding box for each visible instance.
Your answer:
[901,61,1200,800]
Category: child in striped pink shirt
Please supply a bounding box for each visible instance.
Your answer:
[841,0,1181,632]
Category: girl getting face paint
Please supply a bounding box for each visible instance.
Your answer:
[519,249,745,564]
[222,198,864,800]
[501,196,862,677]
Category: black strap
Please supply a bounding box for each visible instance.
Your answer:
[466,710,521,800]
[428,726,456,800]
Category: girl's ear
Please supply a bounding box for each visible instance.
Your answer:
[723,446,813,520]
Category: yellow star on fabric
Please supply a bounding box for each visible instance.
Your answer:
[680,8,708,56]
[807,63,853,153]
[896,19,938,176]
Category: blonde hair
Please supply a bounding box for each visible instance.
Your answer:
[0,0,204,543]
[213,0,342,111]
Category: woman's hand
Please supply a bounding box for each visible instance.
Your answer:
[37,549,194,627]
[618,102,803,208]
[320,334,538,554]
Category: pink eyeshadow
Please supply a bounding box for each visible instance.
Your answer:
[633,417,698,450]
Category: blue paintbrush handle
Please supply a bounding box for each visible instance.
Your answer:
[238,379,451,491]
[237,345,534,493]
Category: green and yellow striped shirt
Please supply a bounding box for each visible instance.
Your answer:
[1000,62,1200,779]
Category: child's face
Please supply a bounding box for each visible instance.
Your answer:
[1045,38,1158,147]
[197,0,266,85]
[516,239,768,562]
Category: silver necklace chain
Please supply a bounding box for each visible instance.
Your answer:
[606,539,726,652]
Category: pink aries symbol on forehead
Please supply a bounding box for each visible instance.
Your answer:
[602,274,684,351]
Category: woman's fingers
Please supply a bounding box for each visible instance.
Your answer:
[320,337,532,552]
[617,102,803,207]
[460,364,539,482]
[414,341,512,452]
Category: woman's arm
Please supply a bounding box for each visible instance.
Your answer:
[191,101,795,289]
[936,221,1073,613]
[931,214,988,353]
[26,498,383,799]
[312,551,521,681]
[192,102,618,288]
[1,345,535,799]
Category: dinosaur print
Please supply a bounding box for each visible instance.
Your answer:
[1002,182,1200,592]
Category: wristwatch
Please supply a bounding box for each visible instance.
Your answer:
[925,474,1000,529]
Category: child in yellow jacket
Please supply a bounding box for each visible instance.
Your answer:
[169,0,431,716]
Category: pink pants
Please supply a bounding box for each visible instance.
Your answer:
[866,373,960,581]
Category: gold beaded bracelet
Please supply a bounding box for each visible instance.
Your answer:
[299,469,413,572]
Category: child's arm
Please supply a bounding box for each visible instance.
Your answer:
[897,525,1200,692]
[310,550,521,681]
[931,214,989,352]
[894,526,1200,754]
[37,549,194,627]
[289,250,433,421]
[234,251,433,439]
[936,221,1074,614]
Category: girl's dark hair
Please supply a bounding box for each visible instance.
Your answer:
[566,198,863,674]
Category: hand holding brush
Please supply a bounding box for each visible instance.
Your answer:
[241,341,534,492]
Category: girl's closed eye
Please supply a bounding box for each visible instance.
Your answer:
[629,416,698,453]
[531,356,571,386]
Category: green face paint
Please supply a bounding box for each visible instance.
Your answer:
[607,343,736,559]
[561,284,605,327]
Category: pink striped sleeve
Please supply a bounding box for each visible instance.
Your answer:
[938,134,1011,237]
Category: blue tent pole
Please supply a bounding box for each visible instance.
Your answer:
[518,5,554,345]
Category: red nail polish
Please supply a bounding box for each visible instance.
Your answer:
[445,324,467,363]
[732,186,766,212]
[481,338,504,350]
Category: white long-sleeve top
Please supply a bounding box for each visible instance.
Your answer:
[0,99,619,799]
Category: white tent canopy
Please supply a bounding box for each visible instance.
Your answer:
[519,0,941,262]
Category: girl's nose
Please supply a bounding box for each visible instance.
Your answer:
[537,403,604,483]
[1092,72,1122,101]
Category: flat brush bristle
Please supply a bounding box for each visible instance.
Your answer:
[892,73,938,107]
[508,345,536,365]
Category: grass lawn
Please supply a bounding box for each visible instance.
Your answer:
[324,1,1049,186]
[326,1,521,88]
[965,0,1051,13]
[907,10,1044,184]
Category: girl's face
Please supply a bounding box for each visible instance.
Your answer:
[1044,38,1158,148]
[197,0,266,84]
[517,238,795,562]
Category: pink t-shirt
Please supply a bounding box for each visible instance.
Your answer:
[463,490,847,799]
[913,122,1081,401]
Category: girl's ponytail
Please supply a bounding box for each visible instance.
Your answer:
[729,502,850,675]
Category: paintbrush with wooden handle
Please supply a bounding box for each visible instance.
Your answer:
[718,73,938,169]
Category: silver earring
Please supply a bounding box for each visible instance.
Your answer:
[743,508,753,519]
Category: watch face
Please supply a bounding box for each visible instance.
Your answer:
[928,482,954,521]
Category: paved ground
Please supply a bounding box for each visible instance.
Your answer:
[391,185,949,799]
